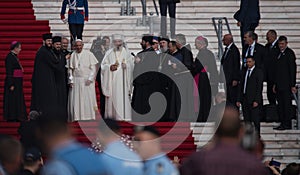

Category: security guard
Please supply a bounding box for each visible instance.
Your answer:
[60,0,89,45]
[134,125,179,175]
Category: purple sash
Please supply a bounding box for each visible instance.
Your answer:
[13,69,23,78]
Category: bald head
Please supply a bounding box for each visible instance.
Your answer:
[222,34,233,46]
[216,105,241,138]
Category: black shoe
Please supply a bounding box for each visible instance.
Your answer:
[273,126,286,130]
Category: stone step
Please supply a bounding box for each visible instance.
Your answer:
[34,0,298,164]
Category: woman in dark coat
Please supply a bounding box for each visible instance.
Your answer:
[3,41,27,121]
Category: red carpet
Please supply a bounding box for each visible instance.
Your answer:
[0,0,196,162]
[0,121,196,161]
[0,0,50,117]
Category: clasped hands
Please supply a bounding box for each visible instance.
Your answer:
[110,62,126,71]
[69,79,93,88]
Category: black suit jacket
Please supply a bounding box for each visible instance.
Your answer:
[179,46,193,71]
[238,67,264,104]
[221,43,241,84]
[264,41,280,82]
[274,47,297,91]
[242,42,265,71]
[234,0,260,24]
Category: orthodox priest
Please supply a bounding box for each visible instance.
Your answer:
[101,34,134,121]
[67,39,98,121]
[31,33,61,118]
[131,35,162,121]
[52,36,68,120]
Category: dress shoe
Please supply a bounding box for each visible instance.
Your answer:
[273,125,292,130]
[273,126,286,130]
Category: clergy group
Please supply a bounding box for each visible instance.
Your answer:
[30,33,212,122]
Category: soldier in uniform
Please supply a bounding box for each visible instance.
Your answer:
[60,0,89,45]
[134,125,179,175]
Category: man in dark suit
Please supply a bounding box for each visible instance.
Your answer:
[175,34,193,72]
[242,31,265,72]
[234,0,260,49]
[273,36,297,130]
[180,105,267,175]
[173,34,197,121]
[237,56,264,134]
[264,30,280,105]
[159,0,180,39]
[221,34,241,106]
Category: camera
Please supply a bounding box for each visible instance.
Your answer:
[269,159,281,167]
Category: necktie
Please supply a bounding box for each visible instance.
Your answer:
[224,47,228,54]
[224,47,228,57]
[247,45,252,57]
[278,52,283,59]
[244,69,251,94]
[221,47,228,63]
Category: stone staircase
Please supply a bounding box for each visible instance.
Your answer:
[4,0,299,165]
[32,0,300,104]
[0,0,299,164]
[191,122,300,167]
[32,0,300,55]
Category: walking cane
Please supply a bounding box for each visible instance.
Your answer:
[122,59,126,120]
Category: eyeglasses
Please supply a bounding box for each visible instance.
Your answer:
[153,42,159,44]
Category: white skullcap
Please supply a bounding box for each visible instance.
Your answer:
[75,39,83,43]
[112,34,124,41]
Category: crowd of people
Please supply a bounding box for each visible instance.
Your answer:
[3,0,298,126]
[3,31,215,122]
[1,0,300,174]
[1,107,300,175]
[3,29,297,132]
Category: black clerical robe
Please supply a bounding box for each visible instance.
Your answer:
[31,46,61,118]
[52,49,68,120]
[132,47,161,121]
[3,52,27,121]
[192,59,212,122]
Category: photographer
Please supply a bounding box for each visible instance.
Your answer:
[264,159,281,175]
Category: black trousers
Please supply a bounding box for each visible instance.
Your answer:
[69,23,84,45]
[242,98,261,134]
[277,90,292,128]
[226,82,238,106]
[96,71,105,117]
[267,81,277,105]
[159,2,176,38]
[240,22,258,50]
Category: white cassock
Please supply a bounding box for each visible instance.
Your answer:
[101,47,134,121]
[68,50,98,121]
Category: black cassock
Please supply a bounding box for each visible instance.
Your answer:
[131,47,162,121]
[31,46,62,119]
[196,48,219,97]
[192,59,212,122]
[92,50,106,117]
[3,52,27,121]
[52,49,68,120]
